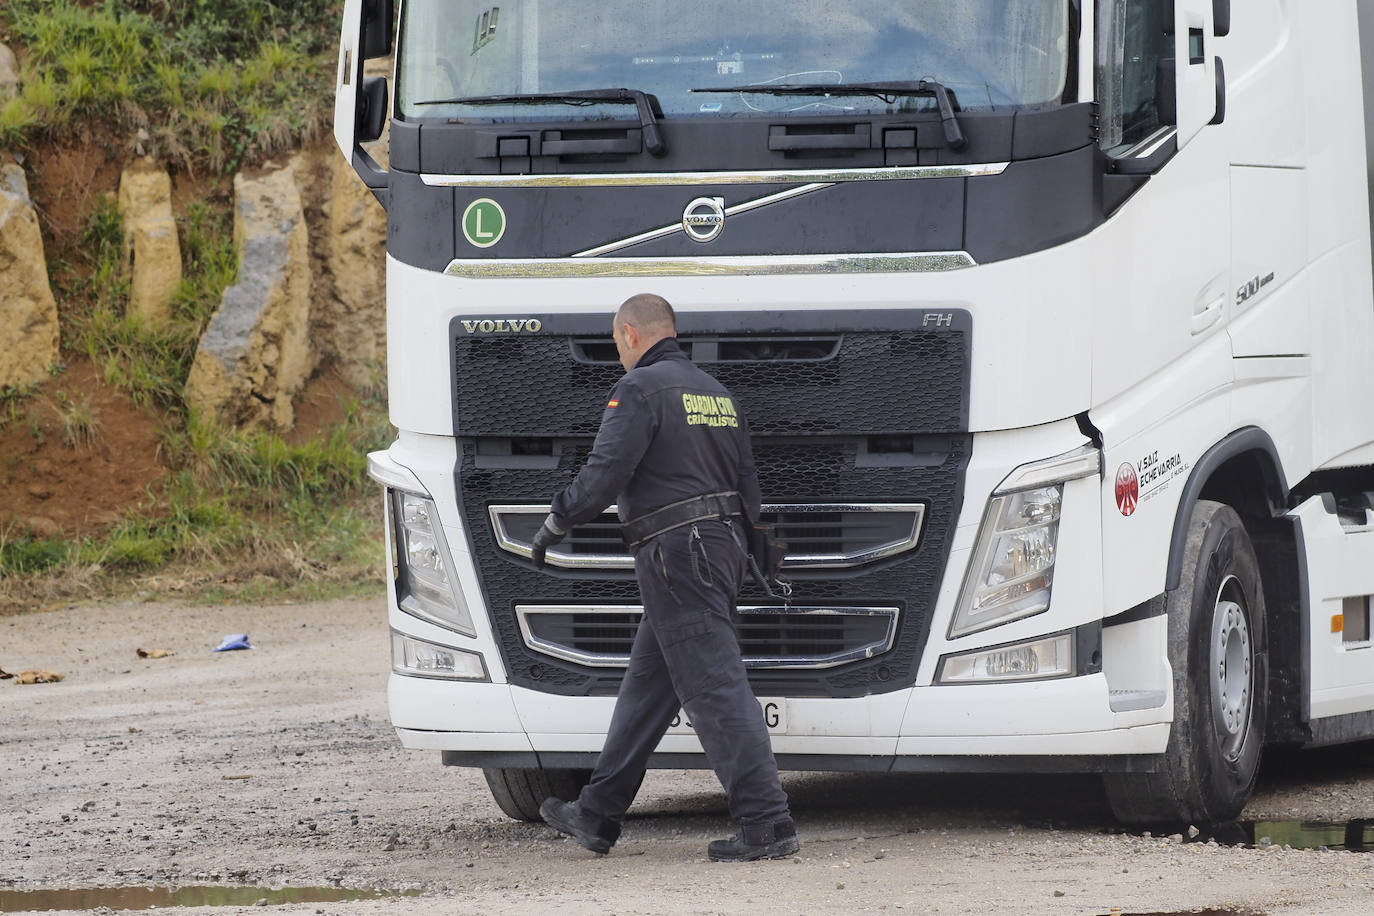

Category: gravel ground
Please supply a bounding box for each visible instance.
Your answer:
[3,597,1373,915]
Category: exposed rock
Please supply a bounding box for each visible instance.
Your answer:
[319,145,387,386]
[0,43,18,100]
[118,160,182,324]
[0,162,60,389]
[285,135,388,390]
[185,164,316,430]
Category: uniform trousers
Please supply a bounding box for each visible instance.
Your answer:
[576,519,791,827]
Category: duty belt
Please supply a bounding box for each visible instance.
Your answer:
[621,491,745,550]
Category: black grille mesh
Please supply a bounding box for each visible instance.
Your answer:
[454,329,967,437]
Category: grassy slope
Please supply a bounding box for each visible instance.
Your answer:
[0,1,393,612]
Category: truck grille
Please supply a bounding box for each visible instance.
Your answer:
[450,309,971,698]
[517,605,899,669]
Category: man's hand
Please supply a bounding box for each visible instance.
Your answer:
[530,515,567,569]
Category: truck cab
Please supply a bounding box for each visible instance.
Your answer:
[336,0,1374,826]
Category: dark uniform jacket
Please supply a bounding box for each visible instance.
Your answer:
[550,337,761,529]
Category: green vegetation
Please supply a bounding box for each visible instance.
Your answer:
[63,197,231,410]
[0,442,386,605]
[2,0,339,172]
[0,0,396,609]
[55,393,101,448]
[1,393,390,609]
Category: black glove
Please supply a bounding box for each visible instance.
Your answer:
[530,515,567,569]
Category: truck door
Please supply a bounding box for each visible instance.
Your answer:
[1094,0,1232,409]
[1169,0,1231,343]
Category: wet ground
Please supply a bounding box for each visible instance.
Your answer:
[0,886,417,912]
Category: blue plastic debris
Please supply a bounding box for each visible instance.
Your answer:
[212,634,253,652]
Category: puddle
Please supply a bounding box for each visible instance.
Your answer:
[0,885,420,913]
[1194,819,1374,852]
[1095,911,1260,916]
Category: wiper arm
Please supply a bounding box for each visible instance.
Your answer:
[693,80,966,150]
[416,88,667,157]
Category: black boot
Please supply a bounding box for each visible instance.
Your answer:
[539,798,621,855]
[707,819,799,862]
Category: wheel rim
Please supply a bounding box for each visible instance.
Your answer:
[1210,574,1253,761]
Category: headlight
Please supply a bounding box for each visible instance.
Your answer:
[389,490,475,636]
[949,446,1098,639]
[391,632,488,680]
[936,631,1074,684]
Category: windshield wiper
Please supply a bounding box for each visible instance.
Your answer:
[692,80,967,150]
[415,88,667,157]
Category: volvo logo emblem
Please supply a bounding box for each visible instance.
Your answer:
[682,197,726,243]
[459,318,543,334]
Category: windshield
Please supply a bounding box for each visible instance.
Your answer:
[396,1,1073,122]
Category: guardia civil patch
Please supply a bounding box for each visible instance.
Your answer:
[681,392,739,428]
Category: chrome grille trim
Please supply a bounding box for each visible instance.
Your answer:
[422,162,1009,188]
[444,251,975,279]
[490,502,926,570]
[490,504,628,571]
[516,604,900,670]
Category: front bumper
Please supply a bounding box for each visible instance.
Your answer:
[389,672,1171,769]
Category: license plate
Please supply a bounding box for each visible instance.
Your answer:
[667,698,786,735]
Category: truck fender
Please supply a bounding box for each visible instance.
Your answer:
[1164,427,1288,592]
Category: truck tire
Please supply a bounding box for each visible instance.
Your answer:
[482,767,592,822]
[1104,500,1268,826]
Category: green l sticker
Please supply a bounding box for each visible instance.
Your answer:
[462,198,506,248]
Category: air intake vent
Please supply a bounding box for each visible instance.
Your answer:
[571,335,841,365]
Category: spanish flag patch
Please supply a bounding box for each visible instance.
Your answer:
[607,399,619,409]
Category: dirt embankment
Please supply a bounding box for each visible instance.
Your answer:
[3,138,372,547]
[2,597,1374,916]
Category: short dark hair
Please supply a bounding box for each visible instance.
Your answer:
[617,293,676,334]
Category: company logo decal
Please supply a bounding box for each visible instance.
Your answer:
[1115,463,1139,517]
[459,318,542,334]
[682,196,726,243]
[1115,449,1193,517]
[462,198,506,248]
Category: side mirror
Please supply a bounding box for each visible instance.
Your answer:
[359,77,389,144]
[1210,57,1226,125]
[334,0,390,206]
[1213,0,1231,37]
[361,0,396,60]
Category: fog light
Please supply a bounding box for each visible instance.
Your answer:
[936,632,1074,684]
[391,632,488,681]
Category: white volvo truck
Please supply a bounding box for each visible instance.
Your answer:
[335,0,1374,825]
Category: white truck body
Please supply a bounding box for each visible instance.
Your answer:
[337,0,1374,822]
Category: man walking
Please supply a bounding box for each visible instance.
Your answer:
[531,293,798,861]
